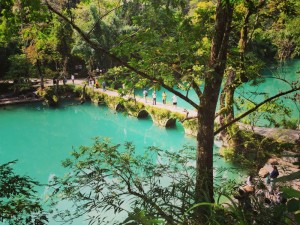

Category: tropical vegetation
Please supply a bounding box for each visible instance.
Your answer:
[0,0,299,224]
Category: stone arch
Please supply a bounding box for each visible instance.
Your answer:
[137,109,149,118]
[165,118,176,128]
[115,103,125,111]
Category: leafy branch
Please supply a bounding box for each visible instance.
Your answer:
[214,86,300,135]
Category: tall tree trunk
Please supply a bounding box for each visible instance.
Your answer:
[218,1,256,149]
[219,69,236,146]
[195,0,233,221]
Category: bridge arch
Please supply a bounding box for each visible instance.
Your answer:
[115,103,125,111]
[165,118,176,128]
[137,109,149,118]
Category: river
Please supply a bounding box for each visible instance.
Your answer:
[0,101,239,224]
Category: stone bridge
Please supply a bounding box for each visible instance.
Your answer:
[84,85,299,142]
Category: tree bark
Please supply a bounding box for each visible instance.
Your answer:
[194,0,233,221]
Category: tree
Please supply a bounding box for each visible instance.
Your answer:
[217,0,300,149]
[0,161,47,225]
[44,0,300,222]
[48,138,296,225]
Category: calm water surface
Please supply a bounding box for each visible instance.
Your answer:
[0,101,238,224]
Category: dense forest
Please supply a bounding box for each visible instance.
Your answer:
[1,0,300,224]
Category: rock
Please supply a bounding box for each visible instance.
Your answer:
[281,151,300,165]
[259,168,269,178]
[242,185,254,193]
[268,158,279,165]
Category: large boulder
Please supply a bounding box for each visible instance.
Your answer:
[267,158,279,165]
[259,167,269,178]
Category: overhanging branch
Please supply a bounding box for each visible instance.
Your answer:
[45,1,199,109]
[214,87,300,135]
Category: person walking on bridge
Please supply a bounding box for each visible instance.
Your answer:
[172,95,177,108]
[162,91,167,104]
[102,81,106,91]
[143,89,148,103]
[152,91,156,105]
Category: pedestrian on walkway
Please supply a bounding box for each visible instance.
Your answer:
[143,89,148,103]
[63,76,67,85]
[102,81,106,91]
[172,94,177,108]
[71,74,75,84]
[162,91,167,104]
[95,80,99,88]
[152,91,156,105]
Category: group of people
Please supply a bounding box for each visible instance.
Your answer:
[235,165,284,208]
[143,89,177,107]
[87,77,106,91]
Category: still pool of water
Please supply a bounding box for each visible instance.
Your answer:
[0,101,240,224]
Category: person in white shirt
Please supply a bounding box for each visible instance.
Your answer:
[172,95,177,107]
[152,91,156,105]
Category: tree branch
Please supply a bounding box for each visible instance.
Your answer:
[214,87,300,135]
[124,176,175,225]
[45,1,199,109]
[87,2,123,37]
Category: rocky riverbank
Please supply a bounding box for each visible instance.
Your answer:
[259,151,300,191]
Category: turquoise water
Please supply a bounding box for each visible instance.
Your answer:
[136,60,300,124]
[0,101,238,224]
[1,60,299,224]
[0,102,195,183]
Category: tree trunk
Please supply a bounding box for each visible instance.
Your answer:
[218,2,254,149]
[195,0,233,221]
[219,69,236,146]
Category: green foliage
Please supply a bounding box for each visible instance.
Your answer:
[182,119,198,136]
[110,0,209,91]
[237,93,298,129]
[47,138,198,224]
[281,187,300,199]
[38,87,59,106]
[123,99,145,116]
[287,198,300,224]
[46,138,295,225]
[145,106,171,120]
[0,160,47,225]
[122,208,164,225]
[221,130,295,169]
[5,54,35,79]
[38,85,76,107]
[170,111,185,121]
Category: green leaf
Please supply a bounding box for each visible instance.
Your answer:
[287,198,300,212]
